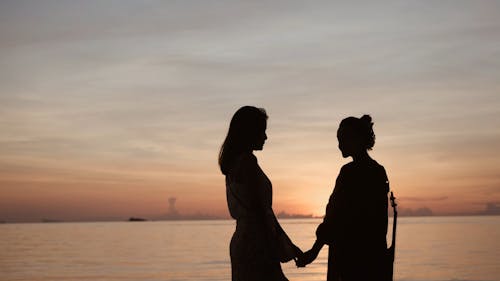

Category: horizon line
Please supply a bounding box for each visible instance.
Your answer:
[2,213,500,224]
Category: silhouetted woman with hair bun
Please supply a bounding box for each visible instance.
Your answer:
[219,106,302,281]
[297,114,390,281]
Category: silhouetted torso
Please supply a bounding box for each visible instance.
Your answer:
[226,153,288,281]
[317,159,389,281]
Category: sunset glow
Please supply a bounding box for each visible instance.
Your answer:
[1,1,499,222]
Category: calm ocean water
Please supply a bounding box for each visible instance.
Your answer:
[1,216,499,281]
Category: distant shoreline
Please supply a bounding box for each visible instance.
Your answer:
[1,214,499,224]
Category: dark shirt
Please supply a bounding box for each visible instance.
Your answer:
[317,159,389,280]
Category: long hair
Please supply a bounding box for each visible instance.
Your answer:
[219,106,268,175]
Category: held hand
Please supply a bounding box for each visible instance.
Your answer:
[291,244,303,265]
[293,244,303,258]
[295,248,320,268]
[281,243,303,263]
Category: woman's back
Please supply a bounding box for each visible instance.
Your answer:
[322,159,388,247]
[336,159,388,246]
[327,159,389,280]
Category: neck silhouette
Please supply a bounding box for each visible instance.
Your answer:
[351,150,372,163]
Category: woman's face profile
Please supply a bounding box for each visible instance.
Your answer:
[337,127,358,158]
[253,125,267,151]
[337,135,350,158]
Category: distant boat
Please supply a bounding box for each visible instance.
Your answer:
[128,217,147,222]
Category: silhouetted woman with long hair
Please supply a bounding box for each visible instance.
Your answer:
[297,115,390,281]
[219,106,301,281]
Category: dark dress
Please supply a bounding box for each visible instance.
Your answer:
[316,159,389,281]
[226,153,295,281]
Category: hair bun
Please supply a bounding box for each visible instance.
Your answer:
[360,114,372,124]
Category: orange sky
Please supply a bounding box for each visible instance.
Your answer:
[1,1,499,222]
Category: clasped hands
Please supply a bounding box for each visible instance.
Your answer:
[294,240,323,268]
[295,248,320,268]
